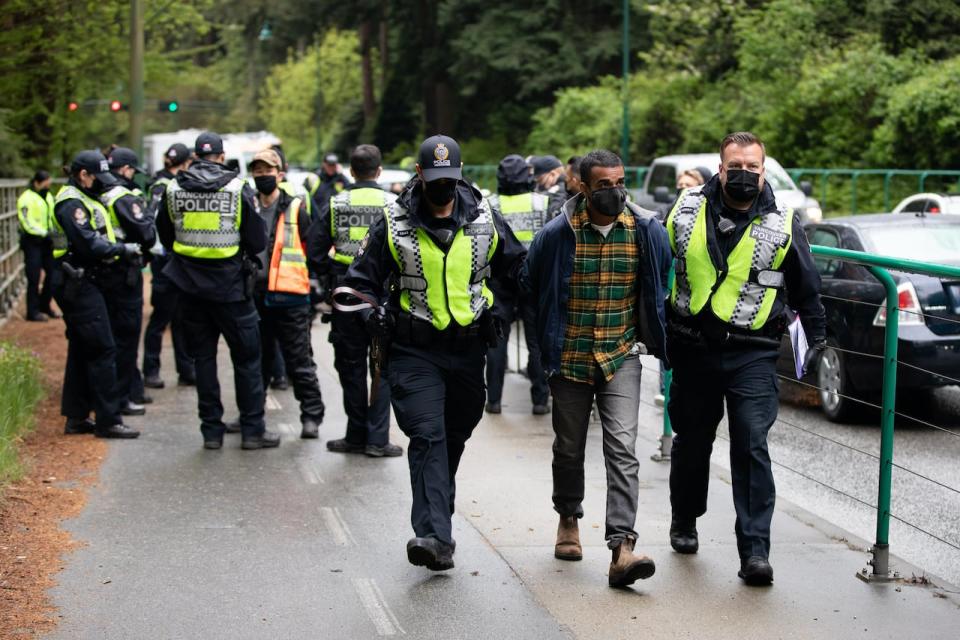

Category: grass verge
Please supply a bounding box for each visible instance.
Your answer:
[0,340,44,484]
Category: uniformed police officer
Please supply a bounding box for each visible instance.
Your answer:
[142,143,196,389]
[101,147,156,416]
[17,170,59,321]
[311,152,350,214]
[665,131,826,586]
[309,144,402,458]
[52,150,141,438]
[156,132,278,450]
[340,135,526,570]
[246,148,325,439]
[484,154,551,415]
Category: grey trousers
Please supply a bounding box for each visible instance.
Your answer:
[549,356,642,549]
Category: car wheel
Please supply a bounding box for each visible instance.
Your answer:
[817,340,860,423]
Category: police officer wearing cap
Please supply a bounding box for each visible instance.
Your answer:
[311,153,349,214]
[141,143,196,389]
[309,143,402,458]
[484,154,551,415]
[51,150,142,439]
[102,147,156,416]
[17,170,59,321]
[341,135,526,571]
[245,148,325,439]
[157,132,278,450]
[665,131,826,586]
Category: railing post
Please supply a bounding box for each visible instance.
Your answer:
[862,265,898,581]
[820,172,830,214]
[851,171,860,215]
[652,266,674,462]
[882,172,893,212]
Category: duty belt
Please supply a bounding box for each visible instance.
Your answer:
[394,312,482,348]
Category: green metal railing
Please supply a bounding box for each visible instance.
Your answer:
[654,246,960,580]
[787,169,960,215]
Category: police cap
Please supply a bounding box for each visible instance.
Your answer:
[195,131,224,156]
[417,134,462,182]
[70,150,118,186]
[108,146,145,174]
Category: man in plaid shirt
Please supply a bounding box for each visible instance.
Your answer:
[522,149,672,587]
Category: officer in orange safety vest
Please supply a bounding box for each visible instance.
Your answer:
[243,148,325,439]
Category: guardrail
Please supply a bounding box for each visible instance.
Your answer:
[0,179,29,316]
[786,169,960,215]
[649,246,960,582]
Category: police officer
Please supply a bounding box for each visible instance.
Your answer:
[102,147,156,415]
[142,143,196,389]
[309,144,402,458]
[17,170,59,321]
[311,152,349,214]
[341,135,526,570]
[52,150,141,439]
[484,154,551,415]
[156,132,278,450]
[246,148,325,439]
[665,132,826,586]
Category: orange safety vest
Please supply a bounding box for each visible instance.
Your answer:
[267,198,310,295]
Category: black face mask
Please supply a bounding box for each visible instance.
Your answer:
[424,179,457,207]
[588,186,627,218]
[723,169,761,203]
[91,178,109,195]
[254,175,278,195]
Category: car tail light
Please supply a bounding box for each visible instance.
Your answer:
[930,206,941,214]
[873,281,925,327]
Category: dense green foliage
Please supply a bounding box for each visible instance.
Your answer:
[0,0,958,174]
[0,342,44,485]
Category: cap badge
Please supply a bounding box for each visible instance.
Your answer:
[201,143,212,152]
[433,143,450,167]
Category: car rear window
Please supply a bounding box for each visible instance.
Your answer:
[863,224,960,263]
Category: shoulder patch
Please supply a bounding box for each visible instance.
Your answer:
[132,202,143,219]
[73,208,87,225]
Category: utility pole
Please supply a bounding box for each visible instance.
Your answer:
[130,0,145,159]
[620,0,630,166]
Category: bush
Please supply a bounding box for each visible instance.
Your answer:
[0,342,44,484]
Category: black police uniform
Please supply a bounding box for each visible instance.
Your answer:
[252,189,325,430]
[141,169,195,387]
[18,186,57,320]
[343,180,526,550]
[156,156,270,445]
[100,170,156,411]
[309,180,392,450]
[311,170,350,217]
[667,176,825,563]
[53,158,139,438]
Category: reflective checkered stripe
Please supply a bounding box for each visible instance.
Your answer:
[55,185,116,256]
[167,177,243,259]
[331,188,396,265]
[488,192,548,247]
[385,201,499,330]
[100,185,139,241]
[668,188,793,330]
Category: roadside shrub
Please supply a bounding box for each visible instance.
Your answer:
[0,341,44,484]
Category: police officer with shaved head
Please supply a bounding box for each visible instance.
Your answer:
[156,132,278,451]
[339,135,526,571]
[52,150,143,439]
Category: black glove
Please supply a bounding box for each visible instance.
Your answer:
[121,242,142,261]
[802,341,826,377]
[365,306,394,340]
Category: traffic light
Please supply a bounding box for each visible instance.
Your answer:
[158,100,179,113]
[67,101,79,112]
[110,100,125,112]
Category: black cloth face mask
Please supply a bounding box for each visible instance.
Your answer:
[589,186,627,217]
[424,179,457,207]
[254,175,278,195]
[723,169,761,202]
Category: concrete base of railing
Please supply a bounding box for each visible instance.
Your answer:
[856,544,902,582]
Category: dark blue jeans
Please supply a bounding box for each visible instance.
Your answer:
[388,340,486,545]
[180,294,265,441]
[668,346,780,560]
[485,301,549,406]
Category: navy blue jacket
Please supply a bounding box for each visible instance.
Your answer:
[521,194,672,376]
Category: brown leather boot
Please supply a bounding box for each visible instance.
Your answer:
[554,515,582,561]
[608,538,656,587]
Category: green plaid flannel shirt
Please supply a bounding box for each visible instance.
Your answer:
[559,204,639,384]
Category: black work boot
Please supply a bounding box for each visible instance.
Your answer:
[739,556,774,586]
[143,374,165,389]
[120,401,146,416]
[326,438,365,454]
[670,516,699,554]
[95,423,141,439]
[241,430,281,450]
[224,420,242,434]
[300,419,320,439]
[406,537,455,571]
[364,442,403,457]
[64,417,96,435]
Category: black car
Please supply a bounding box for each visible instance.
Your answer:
[777,213,960,421]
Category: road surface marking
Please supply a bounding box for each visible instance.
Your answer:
[298,459,324,484]
[353,578,405,636]
[278,422,297,436]
[265,394,282,410]
[320,506,356,546]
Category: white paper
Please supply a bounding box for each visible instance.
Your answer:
[789,315,809,379]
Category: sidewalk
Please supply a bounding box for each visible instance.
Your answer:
[45,324,960,639]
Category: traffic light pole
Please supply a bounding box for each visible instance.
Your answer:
[130,0,145,159]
